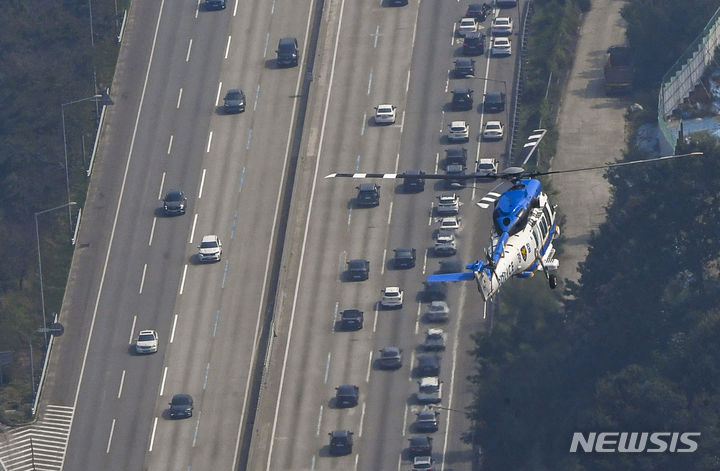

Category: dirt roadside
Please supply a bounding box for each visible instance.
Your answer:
[552,0,630,285]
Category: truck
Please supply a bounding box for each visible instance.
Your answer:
[604,46,633,94]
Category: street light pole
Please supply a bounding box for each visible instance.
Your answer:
[35,202,77,349]
[62,95,101,232]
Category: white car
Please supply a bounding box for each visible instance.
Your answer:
[491,37,512,56]
[482,121,504,140]
[447,121,469,142]
[438,216,461,231]
[380,286,404,309]
[416,376,442,404]
[457,17,478,36]
[374,104,396,124]
[491,17,513,35]
[198,235,223,263]
[135,330,158,354]
[476,158,499,176]
[436,193,460,215]
[435,228,455,243]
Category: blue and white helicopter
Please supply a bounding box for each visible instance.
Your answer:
[326,130,702,301]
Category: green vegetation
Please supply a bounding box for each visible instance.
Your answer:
[467,1,720,469]
[0,0,126,423]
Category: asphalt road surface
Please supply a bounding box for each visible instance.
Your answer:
[20,0,527,470]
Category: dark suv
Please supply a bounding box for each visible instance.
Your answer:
[453,58,475,78]
[445,164,466,189]
[339,309,364,330]
[346,259,370,281]
[403,170,425,192]
[328,430,354,455]
[162,189,187,215]
[334,384,359,407]
[462,32,485,55]
[356,183,380,207]
[445,147,467,168]
[394,247,417,269]
[484,91,506,112]
[451,88,474,111]
[223,89,246,113]
[276,37,299,67]
[408,436,433,458]
[203,0,226,10]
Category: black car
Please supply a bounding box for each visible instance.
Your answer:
[276,37,299,67]
[453,58,475,78]
[334,384,359,407]
[462,32,485,55]
[445,147,467,168]
[223,89,246,113]
[329,429,353,455]
[416,354,441,377]
[168,394,193,419]
[496,0,517,7]
[484,91,506,112]
[204,0,226,10]
[388,0,408,4]
[355,183,380,207]
[394,247,416,269]
[339,309,364,330]
[377,346,402,369]
[162,189,187,215]
[346,259,369,281]
[403,170,425,192]
[415,408,440,432]
[466,2,491,21]
[451,88,474,111]
[445,164,466,189]
[408,436,433,458]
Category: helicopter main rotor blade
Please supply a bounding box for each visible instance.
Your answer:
[525,152,703,178]
[325,172,500,180]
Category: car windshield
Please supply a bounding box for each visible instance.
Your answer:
[377,106,392,113]
[165,192,183,201]
[172,396,190,405]
[138,333,155,341]
[200,241,218,248]
[478,163,495,170]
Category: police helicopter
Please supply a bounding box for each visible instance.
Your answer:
[325,129,703,301]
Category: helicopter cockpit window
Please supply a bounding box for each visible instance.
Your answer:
[542,206,553,227]
[538,217,548,239]
[532,229,540,247]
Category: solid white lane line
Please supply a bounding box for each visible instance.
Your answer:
[199,168,207,198]
[400,110,405,133]
[194,0,200,17]
[366,350,372,383]
[372,308,378,333]
[233,0,238,15]
[373,25,379,48]
[324,352,331,384]
[316,405,323,436]
[435,152,440,173]
[179,264,188,295]
[270,0,275,14]
[406,69,411,93]
[206,131,213,153]
[224,35,232,59]
[415,303,422,335]
[409,351,416,381]
[361,112,366,136]
[186,39,193,62]
[203,362,210,390]
[394,152,400,173]
[176,88,183,109]
[246,128,253,149]
[106,419,116,453]
[381,248,387,275]
[354,454,359,471]
[422,248,428,274]
[451,23,456,43]
[213,310,220,336]
[128,315,136,344]
[170,314,178,343]
[358,402,366,437]
[159,366,168,396]
[440,110,445,132]
[189,214,198,244]
[215,81,223,106]
[332,302,339,330]
[167,135,173,155]
[148,417,158,452]
[117,370,125,399]
[158,171,166,200]
[149,217,156,246]
[238,167,246,193]
[254,83,260,111]
[221,261,229,288]
[139,263,147,294]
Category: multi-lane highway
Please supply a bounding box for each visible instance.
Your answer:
[15,0,526,470]
[248,0,523,470]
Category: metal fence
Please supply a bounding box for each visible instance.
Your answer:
[658,6,720,151]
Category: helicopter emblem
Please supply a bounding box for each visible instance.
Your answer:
[326,129,702,301]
